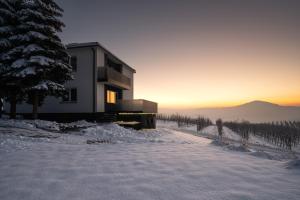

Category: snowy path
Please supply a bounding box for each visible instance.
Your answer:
[0,122,300,200]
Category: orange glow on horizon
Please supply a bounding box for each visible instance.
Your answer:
[135,85,300,109]
[154,98,300,109]
[155,99,300,109]
[132,34,300,109]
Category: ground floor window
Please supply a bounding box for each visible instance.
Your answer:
[63,88,77,102]
[107,90,116,104]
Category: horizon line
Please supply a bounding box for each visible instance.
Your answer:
[158,100,300,109]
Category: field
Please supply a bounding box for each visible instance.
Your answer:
[0,119,299,200]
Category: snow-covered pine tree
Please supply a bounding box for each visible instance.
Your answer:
[0,0,26,119]
[13,0,72,119]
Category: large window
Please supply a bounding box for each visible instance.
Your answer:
[106,90,116,104]
[70,56,77,71]
[63,88,77,102]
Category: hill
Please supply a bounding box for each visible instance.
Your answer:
[159,101,300,122]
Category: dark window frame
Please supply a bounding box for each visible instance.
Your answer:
[70,56,77,72]
[62,88,77,103]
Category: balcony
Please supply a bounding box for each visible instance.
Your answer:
[98,66,131,90]
[116,99,158,113]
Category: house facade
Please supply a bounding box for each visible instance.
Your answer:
[4,42,157,128]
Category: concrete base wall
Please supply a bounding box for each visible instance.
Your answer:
[14,113,116,123]
[9,112,156,129]
[117,113,156,129]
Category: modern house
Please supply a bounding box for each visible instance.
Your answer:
[4,42,157,128]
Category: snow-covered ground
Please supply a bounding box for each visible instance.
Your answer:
[157,120,299,151]
[0,119,299,200]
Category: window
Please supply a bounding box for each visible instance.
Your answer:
[63,88,77,102]
[105,54,122,72]
[70,88,77,101]
[106,90,116,104]
[70,56,77,71]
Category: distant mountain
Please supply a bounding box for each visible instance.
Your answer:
[238,100,280,108]
[159,101,300,123]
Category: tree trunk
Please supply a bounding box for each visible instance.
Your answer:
[10,93,17,119]
[32,91,39,119]
[0,97,3,118]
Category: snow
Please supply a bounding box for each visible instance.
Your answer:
[0,0,14,11]
[56,62,71,70]
[0,26,12,34]
[0,119,299,200]
[10,31,47,42]
[29,56,54,66]
[0,39,10,48]
[27,31,48,40]
[9,34,30,42]
[31,80,64,91]
[11,58,26,68]
[19,8,61,26]
[22,0,35,5]
[24,21,53,31]
[0,119,60,131]
[12,45,25,53]
[0,7,15,18]
[1,46,25,60]
[17,67,36,77]
[22,44,44,54]
[249,151,276,160]
[0,53,10,61]
[19,8,43,21]
[286,159,300,169]
[156,121,279,149]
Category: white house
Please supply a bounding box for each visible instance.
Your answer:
[4,42,157,128]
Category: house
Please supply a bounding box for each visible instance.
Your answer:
[4,42,157,128]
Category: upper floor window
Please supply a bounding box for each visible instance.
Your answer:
[105,54,122,73]
[70,56,77,72]
[107,90,116,104]
[63,88,77,102]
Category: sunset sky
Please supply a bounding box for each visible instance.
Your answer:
[57,0,300,108]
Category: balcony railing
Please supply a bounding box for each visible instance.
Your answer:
[98,66,131,90]
[116,99,158,113]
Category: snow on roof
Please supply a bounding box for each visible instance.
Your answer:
[66,42,136,73]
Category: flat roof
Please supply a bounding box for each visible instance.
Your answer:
[66,42,136,73]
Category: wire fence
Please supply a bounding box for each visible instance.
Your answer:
[157,114,300,150]
[224,121,300,150]
[157,114,213,131]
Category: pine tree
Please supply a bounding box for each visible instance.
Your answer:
[6,0,72,119]
[0,0,25,119]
